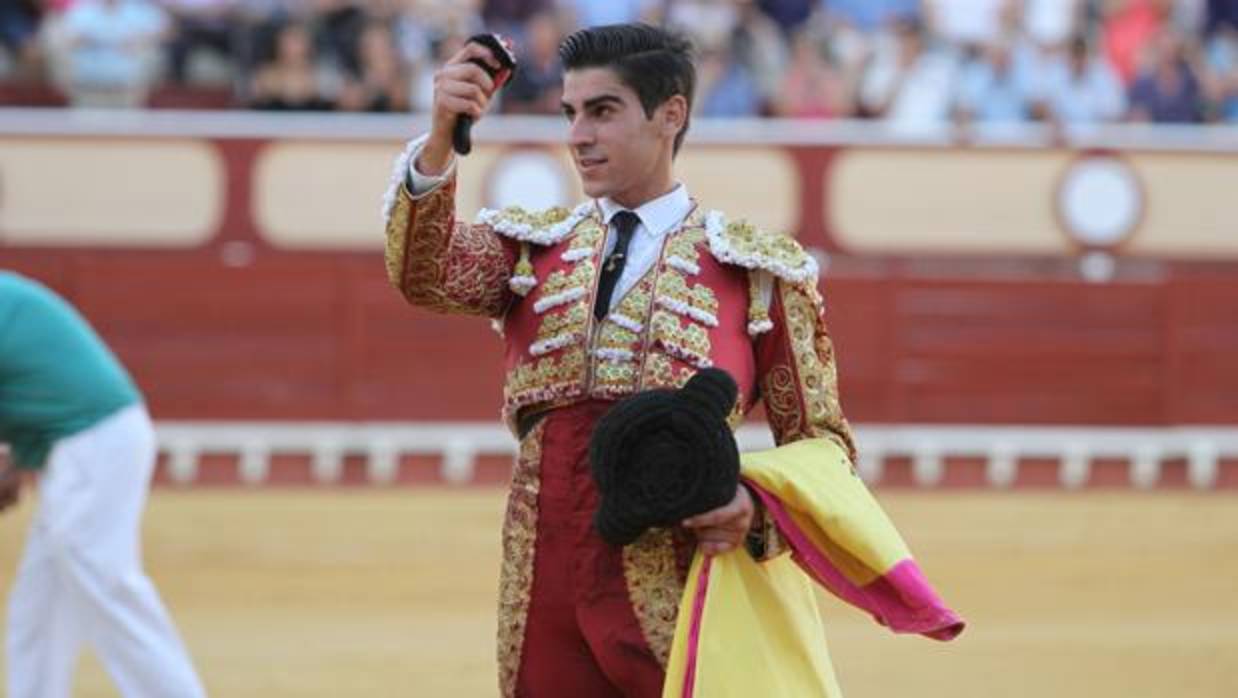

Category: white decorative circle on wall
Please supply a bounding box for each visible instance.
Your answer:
[487,149,570,210]
[1056,156,1142,247]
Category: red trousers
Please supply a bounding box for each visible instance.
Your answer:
[514,401,666,697]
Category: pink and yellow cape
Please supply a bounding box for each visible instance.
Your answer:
[663,438,965,697]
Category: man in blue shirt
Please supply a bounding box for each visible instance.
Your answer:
[0,272,206,698]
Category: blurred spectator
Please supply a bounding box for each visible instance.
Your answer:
[0,0,42,79]
[1102,0,1168,84]
[1207,0,1238,32]
[926,0,1012,49]
[668,0,740,51]
[860,18,960,133]
[735,0,792,106]
[1022,0,1083,48]
[2,0,1234,128]
[337,20,409,111]
[1204,22,1238,119]
[53,0,170,108]
[1038,35,1126,123]
[314,0,367,77]
[410,31,465,113]
[248,22,334,110]
[1172,0,1208,34]
[1128,29,1205,121]
[393,0,480,70]
[772,30,848,117]
[559,0,657,28]
[820,0,919,32]
[695,40,763,117]
[757,0,816,34]
[501,9,562,114]
[162,0,238,85]
[483,0,552,42]
[955,41,1034,123]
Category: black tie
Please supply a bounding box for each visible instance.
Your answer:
[594,210,640,320]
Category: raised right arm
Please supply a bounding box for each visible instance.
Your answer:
[383,144,516,318]
[381,40,517,318]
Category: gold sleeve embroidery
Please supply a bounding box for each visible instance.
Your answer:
[757,279,857,464]
[384,179,514,318]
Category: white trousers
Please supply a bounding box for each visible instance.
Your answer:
[5,405,207,698]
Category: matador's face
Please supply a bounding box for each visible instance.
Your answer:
[560,67,685,208]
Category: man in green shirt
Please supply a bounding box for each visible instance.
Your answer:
[0,272,206,698]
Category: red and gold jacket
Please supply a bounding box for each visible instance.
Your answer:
[384,177,853,457]
[383,144,857,682]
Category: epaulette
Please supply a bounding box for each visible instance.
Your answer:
[702,211,818,284]
[476,202,593,246]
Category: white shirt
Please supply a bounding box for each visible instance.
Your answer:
[596,184,694,311]
[407,145,695,312]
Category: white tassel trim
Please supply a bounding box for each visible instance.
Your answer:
[380,134,428,223]
[593,347,635,363]
[530,332,580,357]
[659,341,714,369]
[747,319,774,336]
[666,256,701,275]
[561,247,594,263]
[533,286,587,314]
[607,313,644,333]
[703,210,819,284]
[477,202,593,245]
[656,295,719,327]
[508,275,538,296]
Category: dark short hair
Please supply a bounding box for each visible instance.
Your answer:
[559,23,695,154]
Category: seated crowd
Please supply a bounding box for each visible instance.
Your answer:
[0,0,1236,125]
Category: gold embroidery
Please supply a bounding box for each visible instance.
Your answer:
[590,274,656,396]
[534,301,589,342]
[641,352,696,391]
[761,364,803,444]
[493,204,575,231]
[747,270,772,332]
[622,528,683,667]
[655,273,719,322]
[717,219,815,281]
[565,217,606,254]
[664,225,706,262]
[540,259,595,299]
[504,346,589,414]
[592,361,637,391]
[384,185,412,289]
[497,420,544,697]
[388,182,512,317]
[510,242,536,296]
[595,323,639,349]
[769,282,857,460]
[650,310,712,368]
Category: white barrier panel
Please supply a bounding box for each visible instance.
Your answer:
[152,422,1238,490]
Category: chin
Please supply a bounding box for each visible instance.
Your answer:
[580,179,611,200]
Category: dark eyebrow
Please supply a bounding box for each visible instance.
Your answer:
[561,94,624,114]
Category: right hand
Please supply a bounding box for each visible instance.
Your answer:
[420,42,505,175]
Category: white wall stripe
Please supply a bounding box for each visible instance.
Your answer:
[148,422,1238,489]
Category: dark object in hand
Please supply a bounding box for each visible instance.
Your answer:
[588,368,741,546]
[453,33,517,156]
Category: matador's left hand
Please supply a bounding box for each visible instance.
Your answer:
[682,485,757,556]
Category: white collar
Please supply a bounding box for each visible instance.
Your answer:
[597,184,693,238]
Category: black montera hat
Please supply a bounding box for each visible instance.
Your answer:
[588,368,741,547]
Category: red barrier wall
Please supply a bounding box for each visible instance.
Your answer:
[4,126,1237,425]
